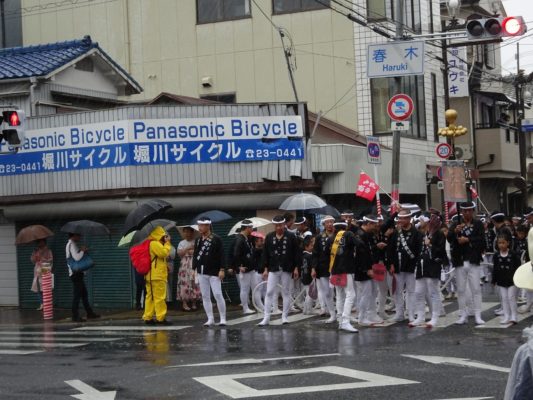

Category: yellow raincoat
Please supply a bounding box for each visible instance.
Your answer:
[143,226,171,322]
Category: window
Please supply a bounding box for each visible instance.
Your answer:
[367,0,387,21]
[197,0,251,24]
[370,75,426,139]
[200,93,236,103]
[367,0,420,33]
[273,0,329,14]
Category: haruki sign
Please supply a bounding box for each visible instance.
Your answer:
[367,41,425,78]
[0,116,304,176]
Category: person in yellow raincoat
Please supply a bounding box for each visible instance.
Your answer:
[143,226,171,325]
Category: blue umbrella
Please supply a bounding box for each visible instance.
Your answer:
[309,204,340,218]
[191,210,232,224]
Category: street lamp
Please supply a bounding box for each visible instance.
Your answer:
[446,0,461,26]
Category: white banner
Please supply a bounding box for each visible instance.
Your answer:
[448,47,469,98]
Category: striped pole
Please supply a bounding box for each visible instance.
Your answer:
[444,201,450,226]
[41,270,53,320]
[376,193,382,217]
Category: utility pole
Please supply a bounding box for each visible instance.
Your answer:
[390,0,404,211]
[516,43,528,212]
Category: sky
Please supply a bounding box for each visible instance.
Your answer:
[501,0,533,75]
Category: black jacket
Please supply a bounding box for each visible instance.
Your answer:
[193,233,225,276]
[416,230,446,279]
[387,226,423,274]
[233,233,254,272]
[262,230,301,273]
[326,230,357,275]
[301,251,313,285]
[492,250,521,288]
[447,219,485,265]
[354,230,377,282]
[312,231,334,278]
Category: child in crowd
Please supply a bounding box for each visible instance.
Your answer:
[492,233,522,324]
[301,234,315,315]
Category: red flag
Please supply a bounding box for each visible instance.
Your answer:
[355,172,379,201]
[470,186,478,200]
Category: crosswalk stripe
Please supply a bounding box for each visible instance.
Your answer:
[0,342,88,348]
[435,302,499,328]
[72,326,191,331]
[225,314,265,326]
[0,349,44,355]
[0,330,151,337]
[270,313,317,325]
[0,336,119,342]
[476,311,533,329]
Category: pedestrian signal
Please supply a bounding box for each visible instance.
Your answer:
[1,109,25,147]
[466,16,527,40]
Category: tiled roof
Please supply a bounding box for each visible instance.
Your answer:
[0,35,141,92]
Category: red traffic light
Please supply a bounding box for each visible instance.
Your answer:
[2,111,21,126]
[502,16,527,36]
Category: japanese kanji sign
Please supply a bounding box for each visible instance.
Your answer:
[367,41,425,78]
[0,116,305,176]
[447,47,468,98]
[355,172,379,201]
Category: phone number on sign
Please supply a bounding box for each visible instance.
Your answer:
[0,162,42,174]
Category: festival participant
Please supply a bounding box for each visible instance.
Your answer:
[492,233,522,324]
[411,214,446,328]
[387,209,423,323]
[447,202,486,325]
[258,215,300,326]
[301,234,315,315]
[327,219,358,333]
[250,231,266,313]
[341,210,360,236]
[524,207,533,228]
[311,215,337,323]
[233,219,256,315]
[355,215,383,326]
[193,216,226,327]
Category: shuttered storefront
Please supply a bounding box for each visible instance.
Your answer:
[17,211,252,309]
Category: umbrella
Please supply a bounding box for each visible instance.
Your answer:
[118,219,177,247]
[279,193,327,211]
[177,225,199,238]
[190,210,232,224]
[227,217,272,236]
[15,225,54,245]
[123,199,172,234]
[60,220,110,236]
[308,204,340,218]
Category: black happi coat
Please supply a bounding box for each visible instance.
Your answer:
[261,230,301,273]
[312,231,334,278]
[416,229,446,279]
[193,233,225,276]
[301,251,313,286]
[325,230,357,275]
[354,230,377,282]
[387,225,423,274]
[514,237,530,263]
[447,219,485,266]
[233,233,254,273]
[492,250,522,288]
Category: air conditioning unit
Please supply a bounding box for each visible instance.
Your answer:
[454,144,473,160]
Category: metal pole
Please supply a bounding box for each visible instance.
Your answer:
[516,43,528,212]
[278,28,299,103]
[390,0,404,212]
[0,0,6,49]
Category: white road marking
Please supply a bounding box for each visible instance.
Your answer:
[0,349,44,355]
[434,397,493,400]
[434,302,498,328]
[194,366,418,398]
[475,311,532,329]
[169,353,341,368]
[65,379,116,400]
[403,355,510,373]
[0,336,119,342]
[72,326,191,331]
[225,314,265,326]
[0,342,89,348]
[270,313,316,325]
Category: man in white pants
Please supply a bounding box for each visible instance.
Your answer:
[447,202,486,325]
[387,209,423,323]
[311,215,337,323]
[233,219,256,315]
[193,217,227,327]
[258,215,300,326]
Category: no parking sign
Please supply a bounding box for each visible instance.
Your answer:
[387,94,414,121]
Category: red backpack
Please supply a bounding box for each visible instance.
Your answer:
[129,239,154,275]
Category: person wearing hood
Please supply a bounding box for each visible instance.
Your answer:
[143,226,172,325]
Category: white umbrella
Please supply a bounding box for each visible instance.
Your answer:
[279,193,327,211]
[177,224,199,238]
[228,217,272,236]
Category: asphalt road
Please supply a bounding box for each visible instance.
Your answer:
[0,301,530,400]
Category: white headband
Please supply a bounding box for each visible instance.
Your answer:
[363,216,379,223]
[197,219,212,225]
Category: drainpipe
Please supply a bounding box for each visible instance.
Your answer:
[29,77,38,116]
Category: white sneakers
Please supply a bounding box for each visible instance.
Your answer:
[281,317,289,325]
[257,318,269,326]
[518,304,532,314]
[324,315,337,324]
[455,314,467,325]
[243,308,256,315]
[218,319,227,326]
[474,313,485,325]
[408,317,425,327]
[339,322,358,333]
[203,319,215,327]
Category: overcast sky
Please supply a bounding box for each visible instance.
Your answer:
[501,0,533,74]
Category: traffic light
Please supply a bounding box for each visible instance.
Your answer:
[466,16,527,41]
[1,109,26,147]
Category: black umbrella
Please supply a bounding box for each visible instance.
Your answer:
[190,210,232,225]
[308,204,340,218]
[131,219,177,246]
[123,199,172,234]
[60,220,110,236]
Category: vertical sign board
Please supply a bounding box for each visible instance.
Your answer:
[442,160,467,202]
[447,47,469,98]
[367,136,382,164]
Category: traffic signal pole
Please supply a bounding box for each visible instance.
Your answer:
[516,43,529,212]
[390,0,404,213]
